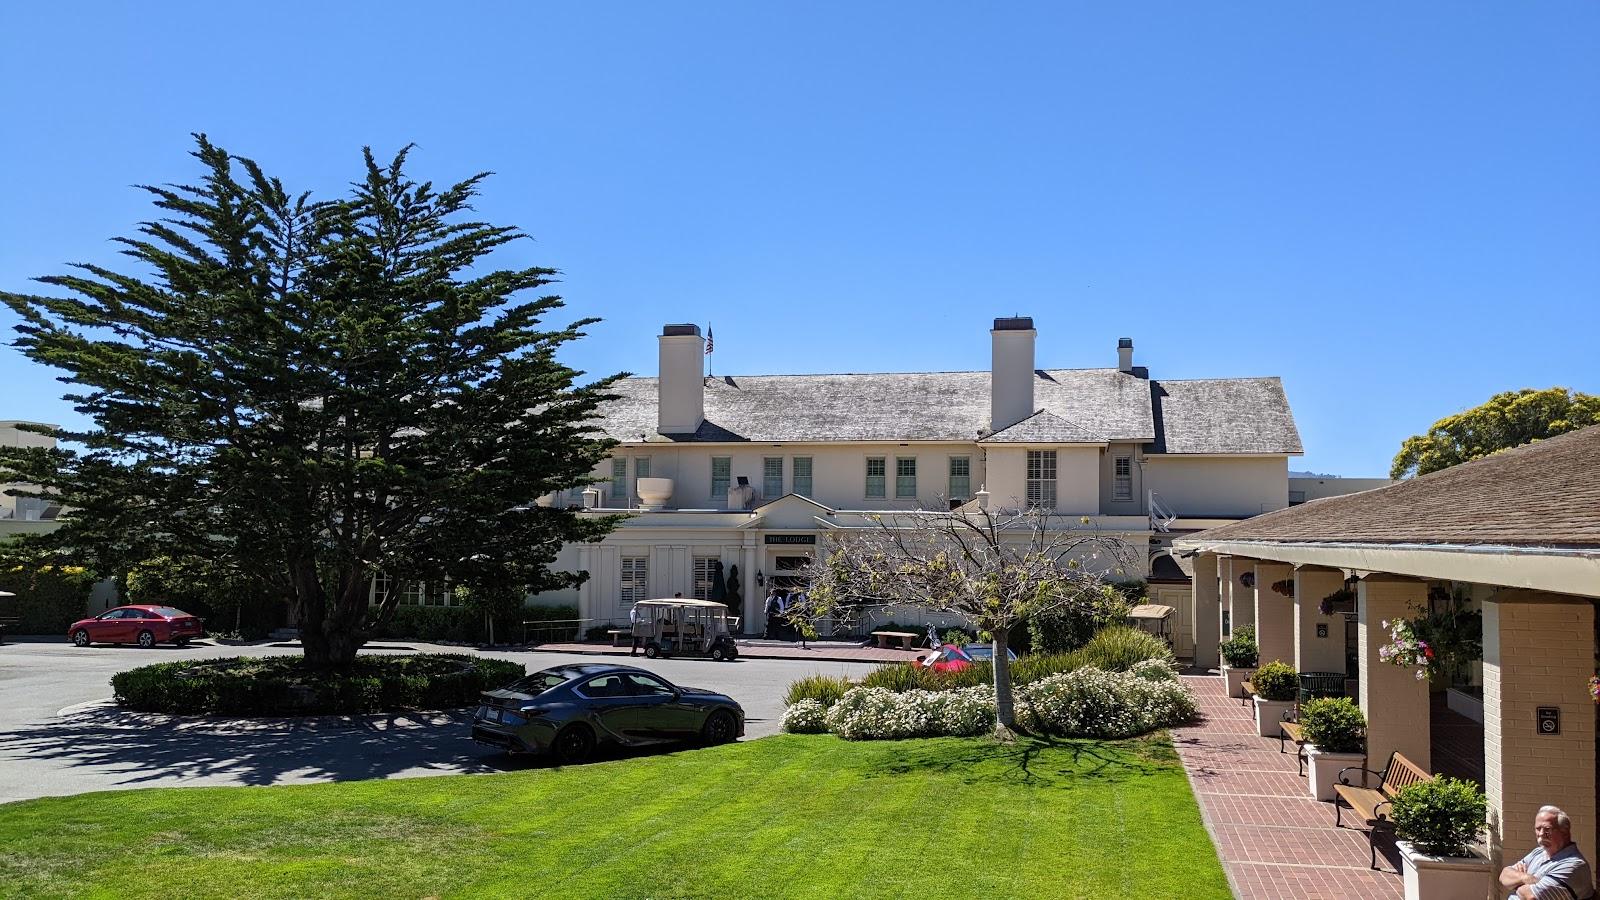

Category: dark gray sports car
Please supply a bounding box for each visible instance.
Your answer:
[471,663,745,763]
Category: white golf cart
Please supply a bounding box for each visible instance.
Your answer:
[1127,603,1175,648]
[631,598,741,661]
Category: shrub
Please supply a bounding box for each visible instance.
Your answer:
[1027,584,1131,653]
[784,674,855,709]
[1011,651,1079,685]
[0,565,97,634]
[368,604,580,645]
[1298,697,1365,754]
[1390,777,1487,857]
[1131,658,1180,682]
[779,699,828,733]
[1014,667,1197,738]
[860,662,930,693]
[584,624,617,642]
[1251,660,1298,701]
[823,686,994,740]
[1219,625,1258,668]
[111,653,525,715]
[941,628,973,647]
[1067,625,1173,672]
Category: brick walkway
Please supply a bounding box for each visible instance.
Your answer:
[526,640,922,664]
[1173,674,1405,900]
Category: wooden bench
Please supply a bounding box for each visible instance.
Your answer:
[1279,720,1308,776]
[607,628,631,647]
[1239,680,1257,707]
[871,630,919,650]
[1333,751,1432,870]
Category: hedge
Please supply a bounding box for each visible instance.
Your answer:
[111,653,526,715]
[0,565,96,634]
[367,604,578,644]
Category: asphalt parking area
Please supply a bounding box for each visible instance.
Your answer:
[0,638,882,803]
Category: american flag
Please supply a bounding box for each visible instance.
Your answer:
[704,326,714,355]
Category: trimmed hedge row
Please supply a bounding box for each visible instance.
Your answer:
[367,604,579,644]
[0,565,97,634]
[111,653,525,715]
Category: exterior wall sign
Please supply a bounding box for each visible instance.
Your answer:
[764,534,816,545]
[1537,707,1560,736]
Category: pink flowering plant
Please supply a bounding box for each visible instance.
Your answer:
[1377,618,1434,681]
[1588,675,1599,705]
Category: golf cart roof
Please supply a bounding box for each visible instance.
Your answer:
[635,598,729,610]
[1127,604,1175,620]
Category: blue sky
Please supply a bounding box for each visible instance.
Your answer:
[2,3,1596,476]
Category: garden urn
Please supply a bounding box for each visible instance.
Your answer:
[1223,665,1256,699]
[1305,746,1366,802]
[1396,841,1492,900]
[1253,695,1295,738]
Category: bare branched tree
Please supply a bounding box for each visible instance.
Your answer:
[792,504,1137,737]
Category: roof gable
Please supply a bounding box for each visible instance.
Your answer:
[981,410,1100,444]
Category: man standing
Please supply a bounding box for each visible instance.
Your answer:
[628,602,644,657]
[763,588,781,640]
[1500,806,1595,899]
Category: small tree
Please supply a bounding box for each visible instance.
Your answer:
[1391,387,1600,479]
[793,505,1135,737]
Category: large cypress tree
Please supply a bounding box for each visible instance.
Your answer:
[0,136,622,669]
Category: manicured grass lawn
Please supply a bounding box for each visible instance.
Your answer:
[0,734,1228,899]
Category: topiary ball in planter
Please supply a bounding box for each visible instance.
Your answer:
[1390,777,1486,858]
[1299,697,1366,801]
[1252,660,1298,702]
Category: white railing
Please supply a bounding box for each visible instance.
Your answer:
[1148,490,1177,533]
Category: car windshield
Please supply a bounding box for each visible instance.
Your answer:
[957,645,988,660]
[507,670,576,695]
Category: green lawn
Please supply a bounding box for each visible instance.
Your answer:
[0,734,1228,899]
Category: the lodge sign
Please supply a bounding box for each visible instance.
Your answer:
[764,534,816,545]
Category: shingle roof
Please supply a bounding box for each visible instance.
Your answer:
[980,410,1099,444]
[1184,425,1600,548]
[594,368,1299,454]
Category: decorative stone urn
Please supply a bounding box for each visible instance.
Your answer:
[1305,746,1366,802]
[635,477,674,510]
[1253,695,1295,738]
[1396,841,1492,900]
[1223,665,1256,699]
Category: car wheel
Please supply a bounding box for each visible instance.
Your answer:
[702,710,737,745]
[552,724,595,764]
[136,630,156,649]
[710,645,727,661]
[643,642,661,659]
[72,630,91,647]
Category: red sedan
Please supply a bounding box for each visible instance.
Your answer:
[68,605,205,648]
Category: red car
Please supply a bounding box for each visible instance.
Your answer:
[918,643,1019,672]
[68,605,205,648]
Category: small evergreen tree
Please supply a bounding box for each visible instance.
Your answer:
[0,135,622,669]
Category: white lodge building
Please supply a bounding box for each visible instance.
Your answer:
[539,317,1304,652]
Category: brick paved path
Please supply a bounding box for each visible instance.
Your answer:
[1173,674,1405,900]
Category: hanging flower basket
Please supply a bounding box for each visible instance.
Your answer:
[1589,675,1599,705]
[1271,579,1294,597]
[1319,588,1356,616]
[1378,618,1433,681]
[1239,571,1256,589]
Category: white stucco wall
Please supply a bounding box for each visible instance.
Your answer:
[1288,476,1391,504]
[1143,456,1289,518]
[982,446,1099,514]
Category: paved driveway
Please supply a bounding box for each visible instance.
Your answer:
[0,638,881,803]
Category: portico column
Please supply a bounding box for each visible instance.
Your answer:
[1481,592,1596,871]
[1293,567,1347,675]
[740,536,761,636]
[1191,553,1220,669]
[576,545,595,625]
[1357,576,1430,772]
[1254,561,1294,667]
[1225,558,1256,633]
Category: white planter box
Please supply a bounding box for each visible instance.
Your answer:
[1254,696,1295,738]
[1446,687,1483,724]
[1223,665,1256,699]
[1397,840,1492,900]
[1305,746,1366,802]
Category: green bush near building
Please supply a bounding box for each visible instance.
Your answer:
[367,604,578,644]
[0,565,96,633]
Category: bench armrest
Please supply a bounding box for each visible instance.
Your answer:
[1372,798,1394,822]
[1338,766,1384,786]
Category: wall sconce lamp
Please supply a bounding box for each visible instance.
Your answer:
[755,569,765,587]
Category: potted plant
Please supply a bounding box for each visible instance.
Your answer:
[1297,697,1365,801]
[1389,777,1491,900]
[1251,660,1298,737]
[1220,625,1258,698]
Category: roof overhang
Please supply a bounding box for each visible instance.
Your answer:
[1172,538,1600,600]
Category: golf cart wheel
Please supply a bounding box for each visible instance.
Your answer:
[73,629,91,647]
[710,645,728,661]
[136,630,156,649]
[553,724,595,764]
[643,642,661,659]
[702,710,737,745]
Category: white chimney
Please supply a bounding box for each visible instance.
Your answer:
[657,324,705,434]
[1118,337,1134,373]
[990,316,1036,433]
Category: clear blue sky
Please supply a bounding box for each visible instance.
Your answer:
[3,3,1596,476]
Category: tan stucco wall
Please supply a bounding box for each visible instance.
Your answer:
[1288,476,1391,504]
[1144,456,1289,518]
[982,446,1099,514]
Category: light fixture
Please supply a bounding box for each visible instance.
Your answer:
[755,569,765,587]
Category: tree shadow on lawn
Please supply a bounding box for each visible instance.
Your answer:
[862,735,1176,790]
[0,705,729,796]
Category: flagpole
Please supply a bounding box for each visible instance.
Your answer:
[706,321,712,378]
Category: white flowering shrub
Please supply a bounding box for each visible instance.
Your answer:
[780,699,829,734]
[1014,667,1196,738]
[1131,658,1179,683]
[823,686,994,740]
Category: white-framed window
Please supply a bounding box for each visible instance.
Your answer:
[1113,456,1133,502]
[402,582,427,606]
[1027,450,1057,509]
[610,458,627,505]
[895,457,917,498]
[693,556,718,601]
[711,457,731,499]
[402,581,455,607]
[865,457,886,499]
[793,457,813,497]
[620,557,648,607]
[370,572,393,606]
[948,456,971,502]
[763,457,784,498]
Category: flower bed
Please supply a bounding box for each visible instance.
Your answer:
[111,654,526,715]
